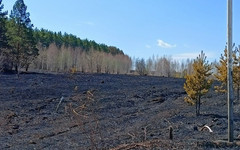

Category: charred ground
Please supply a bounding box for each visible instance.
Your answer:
[1,73,240,149]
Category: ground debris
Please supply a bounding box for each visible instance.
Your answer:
[0,73,234,149]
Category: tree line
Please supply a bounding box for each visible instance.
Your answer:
[33,29,131,74]
[33,43,132,74]
[134,56,194,78]
[34,29,124,55]
[0,0,131,74]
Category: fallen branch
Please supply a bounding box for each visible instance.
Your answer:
[72,109,79,115]
[200,125,213,133]
[142,125,150,141]
[56,96,64,112]
[127,132,136,141]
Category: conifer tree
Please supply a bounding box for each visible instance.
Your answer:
[214,47,240,100]
[214,48,228,93]
[0,0,11,71]
[184,51,213,116]
[0,0,8,53]
[6,0,38,73]
[233,46,240,100]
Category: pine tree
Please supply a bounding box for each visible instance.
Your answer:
[214,48,228,93]
[6,0,38,73]
[21,27,39,71]
[214,47,240,100]
[0,0,8,53]
[233,46,240,100]
[183,51,213,116]
[10,0,32,28]
[0,0,11,71]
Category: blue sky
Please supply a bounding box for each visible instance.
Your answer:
[3,0,240,62]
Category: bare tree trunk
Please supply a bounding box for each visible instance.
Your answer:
[196,96,201,116]
[15,65,19,78]
[196,99,198,116]
[237,86,240,101]
[41,58,43,70]
[25,64,29,72]
[82,66,85,73]
[198,96,201,116]
[15,65,18,74]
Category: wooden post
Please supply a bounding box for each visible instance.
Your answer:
[227,0,234,142]
[169,126,173,140]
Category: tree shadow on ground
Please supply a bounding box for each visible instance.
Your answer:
[201,113,227,119]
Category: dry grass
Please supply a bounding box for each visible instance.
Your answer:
[66,89,103,149]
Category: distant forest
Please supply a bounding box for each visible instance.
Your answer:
[2,0,238,79]
[0,0,197,77]
[32,29,132,74]
[0,0,207,78]
[34,29,124,55]
[0,0,132,74]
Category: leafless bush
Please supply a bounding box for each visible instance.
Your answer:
[135,58,147,76]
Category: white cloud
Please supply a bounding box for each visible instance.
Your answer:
[145,44,151,49]
[157,40,176,48]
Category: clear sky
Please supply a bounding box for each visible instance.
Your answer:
[2,0,240,62]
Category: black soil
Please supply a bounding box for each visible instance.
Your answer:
[1,73,240,150]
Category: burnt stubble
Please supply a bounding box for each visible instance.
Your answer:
[0,73,240,149]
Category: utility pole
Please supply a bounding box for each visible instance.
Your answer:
[227,0,234,143]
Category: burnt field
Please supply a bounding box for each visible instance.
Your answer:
[1,73,240,149]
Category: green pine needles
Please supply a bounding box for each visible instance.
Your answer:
[6,0,38,73]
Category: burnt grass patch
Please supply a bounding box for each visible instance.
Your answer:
[0,73,240,149]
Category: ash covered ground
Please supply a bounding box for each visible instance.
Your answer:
[1,73,240,149]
